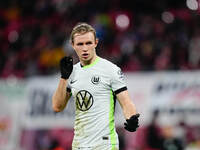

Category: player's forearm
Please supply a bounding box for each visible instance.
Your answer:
[123,102,137,119]
[52,78,69,112]
[117,90,137,119]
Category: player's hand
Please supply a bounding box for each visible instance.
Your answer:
[124,113,140,132]
[60,56,73,79]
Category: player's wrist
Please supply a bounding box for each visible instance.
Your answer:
[60,78,68,82]
[128,113,140,120]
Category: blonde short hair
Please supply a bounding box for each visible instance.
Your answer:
[70,22,97,44]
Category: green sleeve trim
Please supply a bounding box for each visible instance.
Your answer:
[109,90,117,148]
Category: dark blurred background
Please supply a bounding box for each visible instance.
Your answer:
[0,0,200,150]
[0,0,200,78]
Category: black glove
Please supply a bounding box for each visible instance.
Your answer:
[60,56,73,79]
[124,113,140,132]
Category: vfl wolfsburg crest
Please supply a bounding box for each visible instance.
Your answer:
[76,90,94,111]
[91,75,100,85]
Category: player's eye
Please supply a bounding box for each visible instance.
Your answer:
[86,41,92,45]
[77,43,83,46]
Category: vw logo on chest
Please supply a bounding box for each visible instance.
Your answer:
[91,75,100,85]
[76,90,93,111]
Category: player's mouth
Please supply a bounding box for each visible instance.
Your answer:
[82,53,89,59]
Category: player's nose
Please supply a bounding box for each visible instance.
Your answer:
[82,45,88,52]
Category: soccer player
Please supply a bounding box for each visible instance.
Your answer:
[52,23,140,150]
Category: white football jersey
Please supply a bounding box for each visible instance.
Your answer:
[68,57,127,150]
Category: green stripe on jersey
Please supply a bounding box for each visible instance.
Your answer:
[109,90,116,149]
[83,56,100,69]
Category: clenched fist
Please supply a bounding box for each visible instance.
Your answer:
[60,56,73,79]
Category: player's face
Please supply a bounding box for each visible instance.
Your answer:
[72,32,98,65]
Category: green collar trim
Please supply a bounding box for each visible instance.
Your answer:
[82,56,100,69]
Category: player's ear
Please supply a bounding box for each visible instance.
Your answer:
[71,41,75,50]
[95,38,99,47]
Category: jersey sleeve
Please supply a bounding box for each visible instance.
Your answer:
[66,79,72,96]
[110,65,127,95]
[66,66,75,95]
[67,74,72,92]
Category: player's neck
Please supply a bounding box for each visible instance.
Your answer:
[80,54,98,67]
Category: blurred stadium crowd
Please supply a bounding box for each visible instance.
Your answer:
[0,0,200,78]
